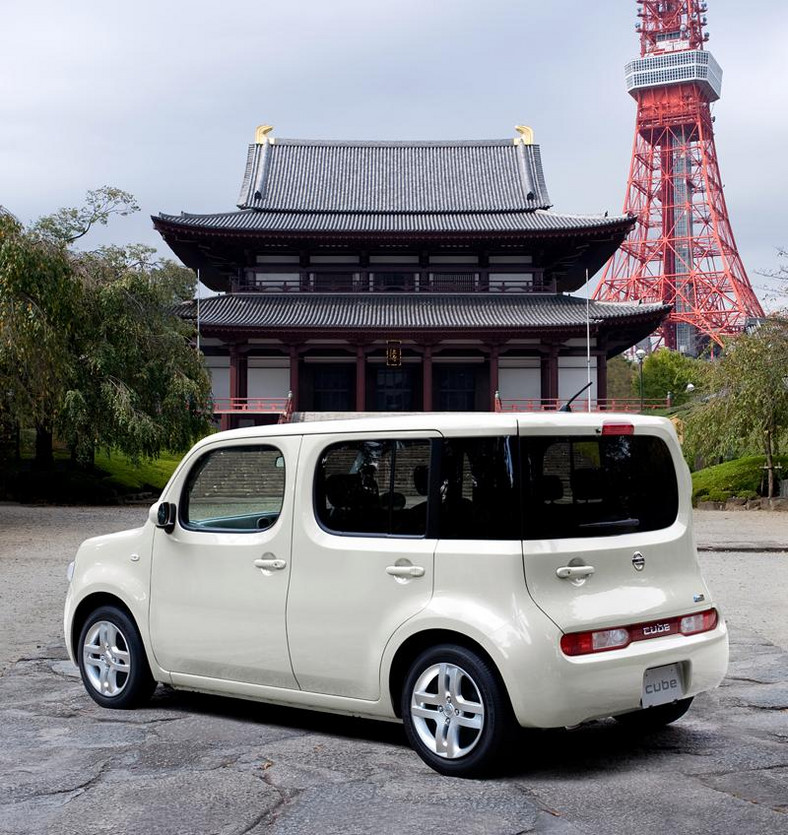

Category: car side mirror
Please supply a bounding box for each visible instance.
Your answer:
[156,502,177,534]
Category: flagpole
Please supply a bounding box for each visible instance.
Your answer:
[196,268,201,354]
[586,269,592,412]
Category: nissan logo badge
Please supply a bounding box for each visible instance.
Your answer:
[632,551,645,571]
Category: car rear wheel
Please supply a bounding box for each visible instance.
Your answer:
[78,605,156,709]
[615,697,693,732]
[401,644,513,777]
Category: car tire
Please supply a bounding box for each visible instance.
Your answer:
[77,605,156,709]
[614,697,693,732]
[401,644,513,777]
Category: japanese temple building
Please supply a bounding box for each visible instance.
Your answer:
[154,125,669,427]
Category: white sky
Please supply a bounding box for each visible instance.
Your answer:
[1,0,786,305]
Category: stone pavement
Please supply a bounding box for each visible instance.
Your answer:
[0,626,785,835]
[0,504,786,833]
[694,509,788,552]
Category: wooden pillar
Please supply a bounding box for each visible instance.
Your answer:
[355,346,366,411]
[289,346,300,411]
[488,345,500,411]
[229,345,248,402]
[422,346,433,411]
[596,352,608,411]
[227,344,247,431]
[541,346,559,408]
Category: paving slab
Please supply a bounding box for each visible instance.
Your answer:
[1,504,787,833]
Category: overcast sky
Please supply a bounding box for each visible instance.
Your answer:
[2,0,786,305]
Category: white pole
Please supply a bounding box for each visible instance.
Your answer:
[196,268,201,354]
[586,269,592,412]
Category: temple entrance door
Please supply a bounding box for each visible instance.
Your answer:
[374,367,415,411]
[312,365,354,411]
[435,365,477,411]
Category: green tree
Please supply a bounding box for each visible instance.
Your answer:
[684,318,788,497]
[0,212,78,466]
[636,348,706,407]
[62,245,212,464]
[33,186,139,245]
[606,355,636,403]
[0,190,212,469]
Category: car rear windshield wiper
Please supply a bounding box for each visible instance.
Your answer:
[578,518,640,530]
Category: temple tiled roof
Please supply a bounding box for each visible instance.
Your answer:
[236,139,551,212]
[179,293,669,333]
[157,208,632,235]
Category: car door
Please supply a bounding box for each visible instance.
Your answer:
[519,421,709,632]
[287,432,438,700]
[149,437,301,688]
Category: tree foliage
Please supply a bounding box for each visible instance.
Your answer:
[33,187,139,245]
[683,318,788,497]
[605,355,635,402]
[636,348,707,407]
[0,190,212,468]
[0,213,78,464]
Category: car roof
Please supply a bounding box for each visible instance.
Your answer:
[198,412,673,445]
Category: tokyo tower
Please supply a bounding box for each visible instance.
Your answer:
[595,0,764,354]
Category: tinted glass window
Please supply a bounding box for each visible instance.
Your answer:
[438,437,519,540]
[182,445,285,532]
[315,439,431,536]
[523,435,678,539]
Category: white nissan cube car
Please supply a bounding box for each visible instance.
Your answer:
[64,414,728,776]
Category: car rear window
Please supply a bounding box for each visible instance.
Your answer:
[315,439,432,536]
[522,435,679,539]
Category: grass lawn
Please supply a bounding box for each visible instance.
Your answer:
[691,454,788,504]
[1,438,185,504]
[93,450,183,492]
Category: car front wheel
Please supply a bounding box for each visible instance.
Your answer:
[78,605,156,709]
[401,644,513,777]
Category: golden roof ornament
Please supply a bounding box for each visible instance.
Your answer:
[255,124,275,145]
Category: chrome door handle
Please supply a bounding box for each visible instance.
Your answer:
[254,558,287,571]
[556,564,595,580]
[386,565,425,578]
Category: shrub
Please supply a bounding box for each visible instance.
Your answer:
[691,455,788,506]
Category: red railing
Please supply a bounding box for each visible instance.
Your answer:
[213,392,295,423]
[212,397,289,415]
[494,394,669,413]
[278,391,294,424]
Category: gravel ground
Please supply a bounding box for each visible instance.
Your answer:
[1,503,786,834]
[0,504,147,674]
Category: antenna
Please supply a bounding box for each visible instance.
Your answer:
[560,382,593,413]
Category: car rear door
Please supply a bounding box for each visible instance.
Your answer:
[287,431,439,700]
[519,420,710,633]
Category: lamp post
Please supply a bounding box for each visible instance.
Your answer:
[635,348,647,412]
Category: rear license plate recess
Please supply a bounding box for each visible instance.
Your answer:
[642,663,684,708]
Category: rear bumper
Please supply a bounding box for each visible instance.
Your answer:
[510,618,729,728]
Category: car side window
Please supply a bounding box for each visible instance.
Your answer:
[315,439,431,536]
[523,435,679,539]
[182,445,285,532]
[438,437,520,540]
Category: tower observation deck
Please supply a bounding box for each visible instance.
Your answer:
[595,0,764,354]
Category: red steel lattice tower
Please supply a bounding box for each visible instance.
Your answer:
[595,0,764,353]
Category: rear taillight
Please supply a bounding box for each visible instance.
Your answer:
[680,609,718,635]
[560,609,718,657]
[561,628,630,656]
[600,422,634,436]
